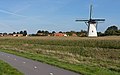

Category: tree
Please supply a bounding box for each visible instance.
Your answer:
[13,32,16,34]
[59,31,62,33]
[37,30,42,33]
[97,32,105,36]
[106,26,118,31]
[44,31,49,36]
[52,31,56,34]
[36,30,49,36]
[17,32,20,34]
[23,30,27,36]
[76,32,81,36]
[41,30,44,33]
[3,33,7,35]
[66,31,72,36]
[20,31,23,34]
[105,25,118,35]
[116,29,120,36]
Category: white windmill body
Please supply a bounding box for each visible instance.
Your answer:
[88,23,97,37]
[76,5,105,37]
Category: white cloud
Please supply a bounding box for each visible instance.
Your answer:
[14,4,31,14]
[0,9,27,17]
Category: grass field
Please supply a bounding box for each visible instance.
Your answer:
[0,36,120,75]
[0,60,23,75]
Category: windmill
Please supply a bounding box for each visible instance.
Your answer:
[76,5,105,37]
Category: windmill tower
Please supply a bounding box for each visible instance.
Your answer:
[76,5,105,37]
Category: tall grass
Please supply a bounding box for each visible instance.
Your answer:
[0,36,120,75]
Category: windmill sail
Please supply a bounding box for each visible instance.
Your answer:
[90,5,92,19]
[92,19,105,21]
[76,20,89,22]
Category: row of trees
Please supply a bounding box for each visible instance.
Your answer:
[34,30,87,37]
[13,30,27,36]
[1,25,119,37]
[0,30,27,35]
[0,30,27,36]
[35,25,120,37]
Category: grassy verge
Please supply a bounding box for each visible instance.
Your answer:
[0,36,120,75]
[0,49,119,75]
[0,59,23,75]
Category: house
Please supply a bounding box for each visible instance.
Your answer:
[54,33,67,37]
[37,33,44,36]
[72,33,78,37]
[13,34,23,37]
[0,33,3,36]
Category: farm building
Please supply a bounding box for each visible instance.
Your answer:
[72,33,78,37]
[54,33,67,37]
[13,34,23,37]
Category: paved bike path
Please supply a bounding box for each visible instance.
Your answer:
[0,52,80,75]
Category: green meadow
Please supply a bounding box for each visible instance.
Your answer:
[0,60,23,75]
[0,36,120,75]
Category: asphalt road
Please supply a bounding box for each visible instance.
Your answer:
[0,52,80,75]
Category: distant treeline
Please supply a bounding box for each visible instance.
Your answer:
[0,30,27,36]
[0,25,120,37]
[32,25,120,37]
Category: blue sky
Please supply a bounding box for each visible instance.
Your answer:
[0,0,119,34]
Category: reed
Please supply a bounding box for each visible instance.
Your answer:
[0,36,120,75]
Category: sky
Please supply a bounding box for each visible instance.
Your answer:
[0,0,119,34]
